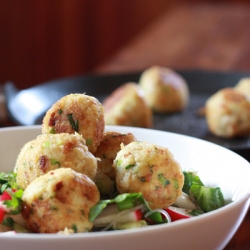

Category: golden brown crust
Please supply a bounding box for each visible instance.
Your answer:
[205,88,250,138]
[139,66,189,113]
[103,83,153,128]
[21,168,100,233]
[42,94,105,153]
[114,141,184,209]
[94,131,137,180]
[14,133,97,189]
[234,77,250,99]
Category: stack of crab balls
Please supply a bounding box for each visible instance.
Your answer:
[15,93,105,233]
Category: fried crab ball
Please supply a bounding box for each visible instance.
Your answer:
[103,83,153,128]
[205,88,250,138]
[139,66,189,113]
[94,131,137,180]
[42,93,105,153]
[234,77,250,99]
[21,168,100,233]
[14,133,97,190]
[114,141,184,209]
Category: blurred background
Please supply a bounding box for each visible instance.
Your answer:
[1,1,250,247]
[0,0,174,89]
[0,0,250,89]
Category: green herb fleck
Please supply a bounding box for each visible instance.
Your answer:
[50,159,60,167]
[43,141,50,148]
[125,163,135,170]
[50,127,56,134]
[86,139,92,145]
[72,224,78,233]
[158,173,170,187]
[116,159,122,167]
[140,177,146,182]
[58,109,63,114]
[149,165,154,173]
[50,206,58,211]
[67,113,79,132]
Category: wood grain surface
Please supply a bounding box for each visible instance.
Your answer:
[0,0,173,89]
[95,3,250,75]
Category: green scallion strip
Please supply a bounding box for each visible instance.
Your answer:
[158,173,170,187]
[125,164,135,170]
[67,113,79,132]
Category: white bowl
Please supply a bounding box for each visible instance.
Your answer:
[0,125,250,250]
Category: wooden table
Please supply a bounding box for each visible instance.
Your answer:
[94,3,250,249]
[95,3,250,74]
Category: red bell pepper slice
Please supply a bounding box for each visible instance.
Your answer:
[1,191,12,201]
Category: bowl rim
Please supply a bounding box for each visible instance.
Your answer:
[0,125,249,240]
[0,191,249,240]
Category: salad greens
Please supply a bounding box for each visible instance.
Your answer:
[0,172,24,230]
[0,171,20,193]
[90,193,160,222]
[183,171,225,212]
[0,172,23,214]
[0,170,226,232]
[182,171,203,194]
[90,192,168,230]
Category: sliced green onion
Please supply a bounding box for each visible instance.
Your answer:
[67,113,79,132]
